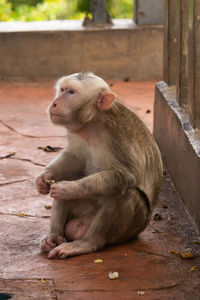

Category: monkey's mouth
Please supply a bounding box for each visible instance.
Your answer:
[50,113,65,118]
[50,113,67,122]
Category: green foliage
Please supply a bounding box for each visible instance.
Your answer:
[110,0,133,19]
[10,0,69,21]
[76,0,113,13]
[0,0,12,21]
[76,0,90,12]
[8,0,42,9]
[0,0,133,22]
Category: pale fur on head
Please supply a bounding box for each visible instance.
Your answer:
[55,71,111,100]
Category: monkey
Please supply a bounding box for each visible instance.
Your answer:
[35,71,163,259]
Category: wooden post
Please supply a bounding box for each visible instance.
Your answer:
[163,0,177,86]
[188,0,200,128]
[176,0,189,106]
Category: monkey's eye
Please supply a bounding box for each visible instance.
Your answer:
[60,88,65,93]
[69,89,75,94]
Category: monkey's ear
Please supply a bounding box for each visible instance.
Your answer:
[97,93,115,110]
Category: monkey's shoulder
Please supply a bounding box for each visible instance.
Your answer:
[106,101,152,141]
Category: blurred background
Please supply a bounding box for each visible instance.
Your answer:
[0,0,133,21]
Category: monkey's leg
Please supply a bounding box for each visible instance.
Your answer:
[48,189,150,259]
[40,200,70,253]
[83,188,150,245]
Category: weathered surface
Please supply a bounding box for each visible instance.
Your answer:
[188,0,200,128]
[154,81,200,232]
[134,0,164,25]
[0,20,163,81]
[0,81,199,299]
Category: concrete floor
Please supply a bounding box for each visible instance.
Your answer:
[0,80,199,300]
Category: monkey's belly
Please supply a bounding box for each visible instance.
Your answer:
[65,215,94,242]
[69,198,100,218]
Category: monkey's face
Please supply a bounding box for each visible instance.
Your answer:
[48,73,115,131]
[48,85,83,131]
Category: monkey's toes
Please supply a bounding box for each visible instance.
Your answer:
[48,243,69,259]
[40,241,54,253]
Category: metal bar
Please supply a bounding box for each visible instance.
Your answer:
[134,0,139,24]
[91,0,107,24]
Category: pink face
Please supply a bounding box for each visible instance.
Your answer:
[48,87,79,127]
[48,76,115,131]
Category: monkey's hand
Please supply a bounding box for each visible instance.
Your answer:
[35,172,53,195]
[40,234,65,253]
[49,181,78,200]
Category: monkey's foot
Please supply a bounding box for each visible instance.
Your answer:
[48,240,96,259]
[40,234,65,253]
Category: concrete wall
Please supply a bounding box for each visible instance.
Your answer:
[134,0,164,25]
[0,20,163,81]
[154,81,200,232]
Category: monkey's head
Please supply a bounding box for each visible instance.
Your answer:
[48,72,115,131]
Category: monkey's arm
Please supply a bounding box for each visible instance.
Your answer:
[49,169,136,200]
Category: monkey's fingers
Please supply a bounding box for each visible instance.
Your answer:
[48,247,61,259]
[56,236,66,245]
[38,187,50,195]
[41,240,54,253]
[39,190,49,195]
[60,252,68,259]
[46,237,57,248]
[50,184,56,189]
[49,191,55,198]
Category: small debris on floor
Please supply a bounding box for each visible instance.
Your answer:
[94,259,103,264]
[137,291,145,296]
[190,266,197,271]
[152,229,160,233]
[153,213,162,220]
[44,204,52,209]
[16,212,29,217]
[171,249,179,255]
[180,248,196,259]
[146,109,151,114]
[162,205,168,209]
[41,278,48,283]
[123,77,130,82]
[108,272,119,280]
[194,240,200,245]
[0,152,16,159]
[38,146,63,152]
[171,248,196,259]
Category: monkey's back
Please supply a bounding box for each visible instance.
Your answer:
[105,101,163,210]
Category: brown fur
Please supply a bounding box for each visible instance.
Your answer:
[35,72,163,259]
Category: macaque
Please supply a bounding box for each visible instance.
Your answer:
[35,71,163,259]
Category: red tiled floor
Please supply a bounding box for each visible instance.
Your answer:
[0,81,199,300]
